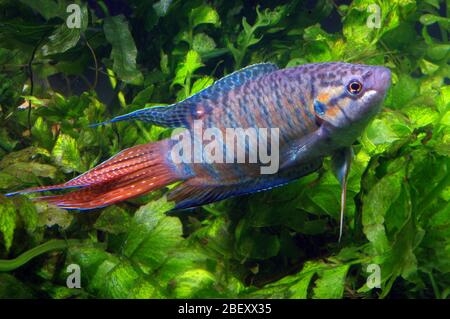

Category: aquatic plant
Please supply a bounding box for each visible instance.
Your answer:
[0,0,448,299]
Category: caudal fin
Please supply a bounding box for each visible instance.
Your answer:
[7,140,183,210]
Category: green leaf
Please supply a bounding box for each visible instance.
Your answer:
[193,33,216,54]
[419,203,450,274]
[103,15,143,84]
[189,6,220,28]
[2,162,56,183]
[342,0,414,47]
[0,173,19,190]
[403,105,439,128]
[376,185,423,298]
[68,246,160,298]
[303,25,334,62]
[361,111,412,156]
[191,76,214,95]
[0,148,56,189]
[40,4,88,56]
[0,128,17,152]
[160,51,169,74]
[288,262,324,298]
[94,206,131,235]
[0,147,50,169]
[19,0,64,20]
[123,197,181,272]
[0,197,16,251]
[306,184,345,219]
[426,44,450,61]
[131,85,154,106]
[304,41,332,62]
[153,0,173,17]
[51,133,84,173]
[385,74,419,108]
[419,14,450,26]
[423,0,440,9]
[156,249,211,282]
[172,50,204,87]
[286,58,308,68]
[31,117,53,150]
[171,269,216,298]
[254,5,287,28]
[312,264,350,299]
[419,59,440,75]
[15,197,38,235]
[190,216,232,257]
[362,171,403,254]
[0,274,34,298]
[236,221,280,260]
[246,261,326,298]
[36,202,73,229]
[91,261,141,298]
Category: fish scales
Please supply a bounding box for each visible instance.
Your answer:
[206,70,315,139]
[178,69,321,185]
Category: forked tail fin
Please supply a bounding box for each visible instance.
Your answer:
[6,140,183,210]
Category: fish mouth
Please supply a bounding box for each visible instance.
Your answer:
[371,66,391,94]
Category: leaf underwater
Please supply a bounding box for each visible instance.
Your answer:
[0,0,448,300]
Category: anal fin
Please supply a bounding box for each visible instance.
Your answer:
[169,159,321,210]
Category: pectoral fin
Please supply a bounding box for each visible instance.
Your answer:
[331,147,353,242]
[280,127,327,170]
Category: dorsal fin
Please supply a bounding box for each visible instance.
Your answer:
[91,63,279,128]
[178,62,279,105]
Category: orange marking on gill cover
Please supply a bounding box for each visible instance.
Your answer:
[317,93,330,103]
[325,106,339,117]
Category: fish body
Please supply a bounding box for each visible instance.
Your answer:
[7,62,391,222]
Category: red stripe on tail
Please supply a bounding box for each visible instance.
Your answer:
[27,140,181,209]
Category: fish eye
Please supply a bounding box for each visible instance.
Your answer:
[347,81,362,95]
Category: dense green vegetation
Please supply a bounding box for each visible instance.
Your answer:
[0,0,449,299]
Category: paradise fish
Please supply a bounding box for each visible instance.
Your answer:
[7,62,391,240]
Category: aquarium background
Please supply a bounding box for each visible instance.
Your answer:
[0,0,448,299]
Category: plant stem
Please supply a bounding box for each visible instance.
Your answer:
[428,271,441,299]
[27,40,41,135]
[0,239,81,272]
[203,205,222,217]
[84,36,99,90]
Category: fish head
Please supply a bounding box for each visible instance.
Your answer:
[309,62,391,130]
